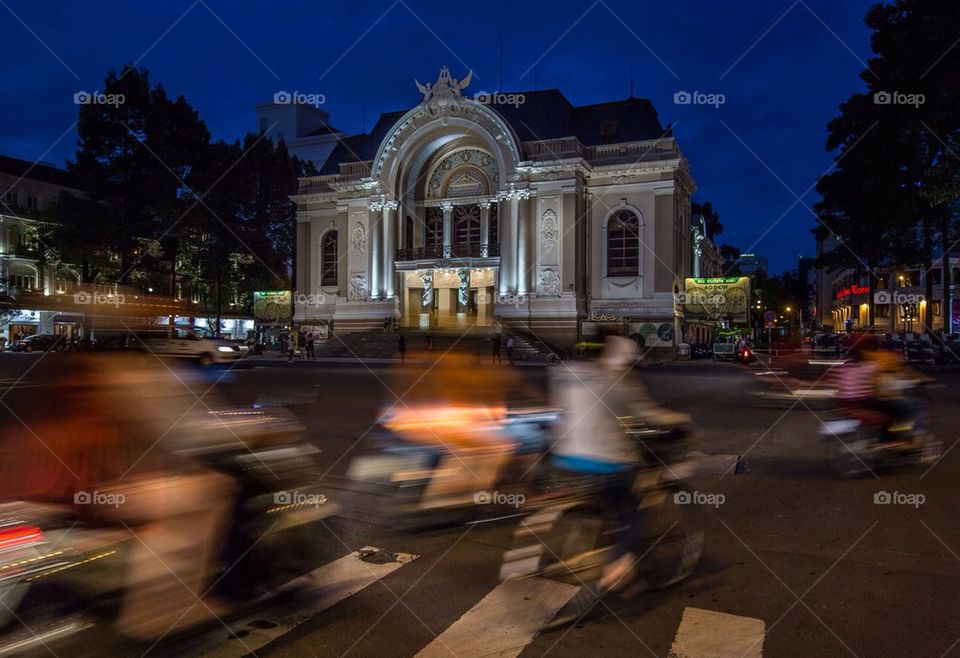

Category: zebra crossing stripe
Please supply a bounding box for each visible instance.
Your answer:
[415,578,580,658]
[195,546,418,657]
[668,607,765,658]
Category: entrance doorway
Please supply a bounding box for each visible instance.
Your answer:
[400,268,497,329]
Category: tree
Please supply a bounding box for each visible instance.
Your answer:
[817,1,960,334]
[65,64,210,292]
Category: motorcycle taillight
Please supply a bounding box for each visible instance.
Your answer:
[0,524,43,551]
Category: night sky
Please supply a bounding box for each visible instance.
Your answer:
[1,0,877,273]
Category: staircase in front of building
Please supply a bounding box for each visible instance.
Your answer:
[310,329,550,362]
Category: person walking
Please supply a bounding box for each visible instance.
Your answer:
[506,334,515,365]
[286,332,296,363]
[306,332,315,359]
[398,333,407,363]
[424,333,435,352]
[491,334,502,365]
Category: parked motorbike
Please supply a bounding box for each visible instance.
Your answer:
[499,422,705,602]
[820,381,940,478]
[0,405,334,654]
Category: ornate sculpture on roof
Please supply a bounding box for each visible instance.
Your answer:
[415,66,473,105]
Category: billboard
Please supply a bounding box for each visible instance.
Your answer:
[253,291,292,323]
[681,277,751,322]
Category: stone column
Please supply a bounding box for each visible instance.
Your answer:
[502,196,518,294]
[441,201,453,258]
[479,200,491,257]
[516,193,530,296]
[368,199,383,300]
[383,200,398,299]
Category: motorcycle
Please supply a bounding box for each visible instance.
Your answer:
[820,381,940,478]
[347,406,558,529]
[499,422,705,605]
[0,405,335,654]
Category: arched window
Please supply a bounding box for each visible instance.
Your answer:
[453,204,481,256]
[425,208,443,252]
[606,210,640,277]
[321,231,338,286]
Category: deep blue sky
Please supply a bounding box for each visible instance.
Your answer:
[1,0,878,272]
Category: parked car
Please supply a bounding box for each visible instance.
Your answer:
[9,334,66,353]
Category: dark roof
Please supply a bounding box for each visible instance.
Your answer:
[318,90,668,176]
[0,155,78,189]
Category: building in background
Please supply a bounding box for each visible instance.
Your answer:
[687,212,724,344]
[829,258,959,333]
[289,67,697,353]
[256,101,345,167]
[0,156,83,344]
[736,252,767,276]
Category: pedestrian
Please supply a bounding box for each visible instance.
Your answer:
[491,334,502,365]
[383,317,391,333]
[506,334,515,365]
[398,333,407,363]
[287,332,296,363]
[306,332,315,359]
[424,333,434,352]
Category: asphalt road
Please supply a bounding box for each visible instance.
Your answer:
[2,353,959,657]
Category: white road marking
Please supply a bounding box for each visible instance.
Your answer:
[668,607,765,658]
[194,546,418,657]
[415,578,580,658]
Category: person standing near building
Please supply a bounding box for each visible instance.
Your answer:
[286,332,295,362]
[306,332,315,359]
[506,335,515,365]
[398,333,407,363]
[491,334,502,365]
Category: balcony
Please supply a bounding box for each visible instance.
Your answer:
[396,243,500,262]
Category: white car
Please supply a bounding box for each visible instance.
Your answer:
[133,326,244,365]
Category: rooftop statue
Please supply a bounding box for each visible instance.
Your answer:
[415,66,473,104]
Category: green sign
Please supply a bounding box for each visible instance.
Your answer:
[690,277,742,285]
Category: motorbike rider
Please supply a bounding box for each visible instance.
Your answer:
[546,335,690,624]
[380,352,525,507]
[834,333,923,444]
[0,353,235,642]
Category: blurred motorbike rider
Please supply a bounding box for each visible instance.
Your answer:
[380,352,524,507]
[0,353,235,641]
[834,333,923,444]
[547,336,689,618]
